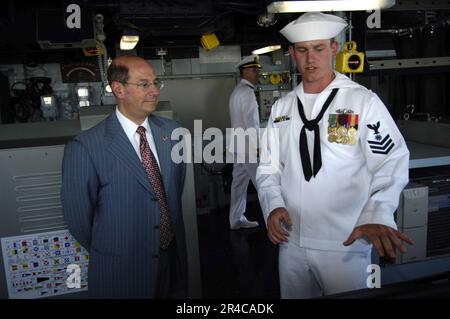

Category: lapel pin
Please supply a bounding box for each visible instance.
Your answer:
[162,135,169,142]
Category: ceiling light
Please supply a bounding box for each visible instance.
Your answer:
[120,35,139,50]
[267,0,396,13]
[252,45,282,55]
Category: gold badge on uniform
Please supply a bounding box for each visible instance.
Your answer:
[274,115,291,123]
[328,113,359,145]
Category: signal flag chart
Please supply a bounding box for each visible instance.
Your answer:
[1,230,89,299]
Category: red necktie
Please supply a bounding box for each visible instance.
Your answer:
[137,126,174,249]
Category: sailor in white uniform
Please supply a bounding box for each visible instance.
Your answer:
[256,12,414,298]
[228,55,261,230]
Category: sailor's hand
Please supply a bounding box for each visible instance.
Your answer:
[343,224,414,260]
[267,207,292,244]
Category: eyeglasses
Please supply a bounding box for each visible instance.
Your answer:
[121,79,164,90]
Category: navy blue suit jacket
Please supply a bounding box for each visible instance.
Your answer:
[61,112,187,298]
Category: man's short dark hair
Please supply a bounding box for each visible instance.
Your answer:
[107,62,129,85]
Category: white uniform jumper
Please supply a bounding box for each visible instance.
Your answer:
[256,72,410,297]
[229,79,260,229]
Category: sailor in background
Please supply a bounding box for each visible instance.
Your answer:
[256,12,414,298]
[228,55,262,230]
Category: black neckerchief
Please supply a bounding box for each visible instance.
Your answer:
[297,88,339,181]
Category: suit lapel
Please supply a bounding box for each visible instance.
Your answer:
[148,115,172,193]
[106,112,155,195]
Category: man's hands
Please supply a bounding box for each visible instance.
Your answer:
[344,224,414,259]
[267,207,292,244]
[267,210,415,258]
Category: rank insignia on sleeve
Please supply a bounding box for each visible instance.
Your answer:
[327,113,358,145]
[367,121,394,154]
[274,115,291,123]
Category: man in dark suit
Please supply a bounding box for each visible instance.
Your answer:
[61,55,187,298]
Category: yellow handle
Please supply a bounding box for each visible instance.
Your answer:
[344,41,357,52]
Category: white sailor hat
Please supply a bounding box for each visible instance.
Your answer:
[236,55,262,70]
[280,12,347,43]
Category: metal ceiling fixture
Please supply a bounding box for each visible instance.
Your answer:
[257,12,277,27]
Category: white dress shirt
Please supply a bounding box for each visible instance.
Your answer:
[115,107,161,168]
[229,79,260,157]
[229,79,260,131]
[302,93,319,120]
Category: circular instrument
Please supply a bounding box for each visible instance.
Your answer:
[259,72,270,85]
[269,73,281,85]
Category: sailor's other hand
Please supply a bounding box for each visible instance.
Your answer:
[267,207,292,244]
[343,224,414,260]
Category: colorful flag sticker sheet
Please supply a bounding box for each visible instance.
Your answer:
[1,230,89,299]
